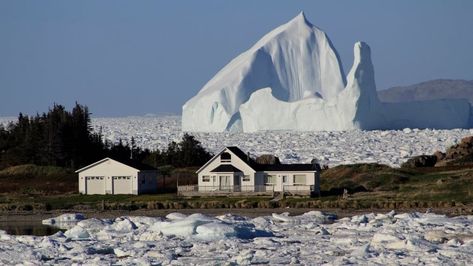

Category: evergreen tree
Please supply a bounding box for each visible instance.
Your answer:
[0,103,213,171]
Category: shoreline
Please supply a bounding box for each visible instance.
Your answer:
[0,206,469,223]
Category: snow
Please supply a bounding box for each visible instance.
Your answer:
[182,13,471,132]
[2,211,473,264]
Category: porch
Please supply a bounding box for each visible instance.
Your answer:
[178,185,274,196]
[177,184,316,197]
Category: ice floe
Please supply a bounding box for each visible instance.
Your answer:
[2,211,473,264]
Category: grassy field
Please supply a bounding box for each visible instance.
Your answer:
[321,164,473,204]
[0,164,77,194]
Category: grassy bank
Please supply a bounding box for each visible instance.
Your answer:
[321,164,473,203]
[1,192,472,216]
[0,164,77,194]
[1,163,473,215]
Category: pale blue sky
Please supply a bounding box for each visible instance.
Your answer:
[1,1,472,116]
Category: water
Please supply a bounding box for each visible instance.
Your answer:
[0,221,62,236]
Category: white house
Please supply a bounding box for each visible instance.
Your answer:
[178,146,320,196]
[76,157,158,195]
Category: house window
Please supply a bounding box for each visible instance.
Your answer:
[294,174,306,185]
[112,176,132,181]
[220,152,231,163]
[202,176,210,182]
[265,175,276,184]
[86,176,104,180]
[242,175,250,182]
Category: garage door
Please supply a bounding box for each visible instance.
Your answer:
[85,176,105,194]
[112,176,132,194]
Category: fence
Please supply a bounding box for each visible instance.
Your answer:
[177,184,317,196]
[283,185,314,196]
[177,185,274,196]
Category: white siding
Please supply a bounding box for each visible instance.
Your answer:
[195,148,320,195]
[77,158,158,195]
[261,171,317,192]
[198,148,256,192]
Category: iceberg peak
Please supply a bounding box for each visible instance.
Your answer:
[353,41,371,65]
[287,11,311,27]
[182,12,346,132]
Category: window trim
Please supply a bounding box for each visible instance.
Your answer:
[293,174,306,185]
[265,175,276,185]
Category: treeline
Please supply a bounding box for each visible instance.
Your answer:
[0,103,212,170]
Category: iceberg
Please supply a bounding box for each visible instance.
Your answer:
[182,12,471,132]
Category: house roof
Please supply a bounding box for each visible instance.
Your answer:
[110,157,157,171]
[196,146,259,174]
[196,146,319,174]
[210,164,242,173]
[258,164,318,172]
[75,157,157,173]
[226,146,260,169]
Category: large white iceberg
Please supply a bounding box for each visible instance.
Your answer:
[183,12,471,132]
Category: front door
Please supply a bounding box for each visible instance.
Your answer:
[233,174,241,192]
[276,175,285,192]
[219,175,231,191]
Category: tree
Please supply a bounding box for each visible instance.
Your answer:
[176,134,213,167]
[157,165,174,192]
[0,103,212,172]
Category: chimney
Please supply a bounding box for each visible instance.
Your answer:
[247,152,250,161]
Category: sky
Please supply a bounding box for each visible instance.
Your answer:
[1,1,472,117]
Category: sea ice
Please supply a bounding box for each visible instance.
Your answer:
[89,116,473,167]
[2,211,473,264]
[3,115,473,167]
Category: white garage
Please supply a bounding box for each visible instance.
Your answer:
[76,157,159,195]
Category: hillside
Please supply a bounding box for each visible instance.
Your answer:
[378,79,473,104]
[320,164,473,204]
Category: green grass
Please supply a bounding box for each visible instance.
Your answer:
[2,163,473,211]
[0,164,73,179]
[321,164,473,204]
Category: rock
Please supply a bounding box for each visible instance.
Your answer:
[433,151,446,161]
[436,135,473,166]
[255,154,281,165]
[401,155,437,168]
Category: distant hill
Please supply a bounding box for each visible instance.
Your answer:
[378,79,473,104]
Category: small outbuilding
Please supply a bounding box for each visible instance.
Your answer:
[76,157,158,195]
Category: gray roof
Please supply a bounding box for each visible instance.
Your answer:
[259,164,318,171]
[210,164,242,173]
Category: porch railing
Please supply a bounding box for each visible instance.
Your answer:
[283,185,315,195]
[177,185,274,196]
[283,185,314,192]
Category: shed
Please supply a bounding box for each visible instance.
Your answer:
[76,157,158,195]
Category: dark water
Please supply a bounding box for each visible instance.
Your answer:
[0,221,63,236]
